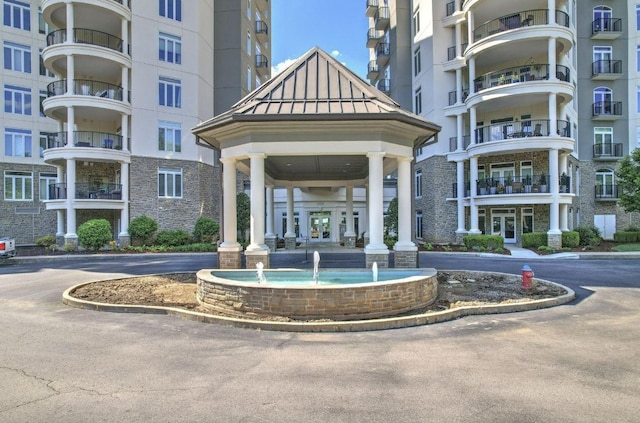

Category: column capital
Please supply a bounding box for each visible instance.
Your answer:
[219,157,236,165]
[247,152,266,159]
[397,156,413,164]
[367,151,385,159]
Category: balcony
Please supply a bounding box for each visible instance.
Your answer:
[374,6,390,30]
[255,20,269,41]
[592,60,622,80]
[255,54,269,75]
[367,28,382,48]
[367,60,379,80]
[365,0,378,18]
[375,42,390,66]
[473,9,569,42]
[591,18,622,39]
[473,64,570,93]
[447,89,469,106]
[48,182,122,200]
[376,79,390,93]
[449,135,471,152]
[47,28,128,54]
[595,185,620,201]
[46,79,127,101]
[593,143,623,160]
[45,131,125,150]
[592,101,623,120]
[452,174,571,198]
[474,119,571,145]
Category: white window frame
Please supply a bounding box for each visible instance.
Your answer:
[637,5,640,31]
[521,207,534,234]
[159,32,182,64]
[4,84,32,115]
[4,128,32,157]
[247,31,251,55]
[158,121,182,153]
[414,86,422,115]
[158,77,181,108]
[158,167,183,198]
[413,47,421,76]
[38,132,48,157]
[159,0,181,21]
[412,6,420,37]
[3,41,31,73]
[637,45,640,72]
[39,172,56,200]
[3,0,30,30]
[4,170,33,200]
[596,168,615,198]
[415,210,423,239]
[414,169,422,199]
[594,127,613,151]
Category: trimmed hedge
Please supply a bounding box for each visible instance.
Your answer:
[463,234,504,250]
[522,232,547,248]
[129,215,158,244]
[193,217,219,243]
[613,231,640,243]
[155,229,192,246]
[562,231,580,248]
[78,219,112,251]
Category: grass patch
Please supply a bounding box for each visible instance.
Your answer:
[612,243,640,252]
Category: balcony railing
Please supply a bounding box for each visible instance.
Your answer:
[255,20,268,36]
[452,174,570,197]
[376,79,390,92]
[447,89,469,105]
[447,46,456,61]
[375,6,390,30]
[449,135,470,152]
[365,0,378,17]
[473,10,569,42]
[474,119,571,144]
[367,28,382,47]
[592,101,623,117]
[255,54,268,68]
[46,28,128,54]
[376,42,390,57]
[48,182,123,200]
[46,79,128,101]
[367,60,379,76]
[45,131,124,150]
[595,185,620,200]
[474,64,569,92]
[592,18,622,35]
[593,143,623,159]
[446,1,456,17]
[592,59,622,76]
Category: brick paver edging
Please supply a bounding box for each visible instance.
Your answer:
[62,274,575,333]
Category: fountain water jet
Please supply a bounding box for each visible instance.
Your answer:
[372,262,378,283]
[313,251,320,284]
[256,262,266,284]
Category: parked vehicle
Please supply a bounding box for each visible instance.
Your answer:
[0,237,16,258]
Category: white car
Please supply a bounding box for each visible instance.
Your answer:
[0,237,16,258]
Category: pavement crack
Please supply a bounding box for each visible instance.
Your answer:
[0,366,61,413]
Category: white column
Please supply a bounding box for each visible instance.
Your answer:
[548,148,560,233]
[468,57,476,94]
[121,66,129,103]
[56,164,65,238]
[455,23,462,58]
[467,10,474,47]
[66,55,74,95]
[560,204,569,232]
[469,106,477,144]
[345,185,355,236]
[121,17,128,54]
[285,186,295,237]
[394,157,415,250]
[365,152,387,251]
[469,156,480,234]
[265,185,275,237]
[65,159,77,240]
[67,107,75,146]
[548,37,557,81]
[456,68,462,105]
[456,114,464,150]
[220,157,240,248]
[548,0,556,25]
[247,153,267,251]
[548,92,557,136]
[65,3,74,46]
[456,160,466,233]
[121,114,129,151]
[119,162,129,236]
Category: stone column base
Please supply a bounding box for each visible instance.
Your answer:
[118,235,130,248]
[245,250,270,269]
[547,231,562,250]
[265,235,277,252]
[455,231,467,245]
[344,235,356,248]
[284,235,297,250]
[56,235,65,247]
[218,249,242,269]
[64,235,78,250]
[365,252,389,269]
[364,236,370,247]
[394,249,418,268]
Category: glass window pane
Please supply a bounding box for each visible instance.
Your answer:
[175,174,182,197]
[158,174,165,196]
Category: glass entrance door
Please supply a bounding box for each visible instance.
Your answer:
[491,210,516,243]
[310,212,331,242]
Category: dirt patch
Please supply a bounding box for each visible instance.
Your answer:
[69,271,568,322]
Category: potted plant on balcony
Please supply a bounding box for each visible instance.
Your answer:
[478,179,488,195]
[490,178,498,195]
[505,178,513,194]
[524,174,532,193]
[539,174,547,193]
[560,172,569,193]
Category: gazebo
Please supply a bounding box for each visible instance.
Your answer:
[193,47,440,269]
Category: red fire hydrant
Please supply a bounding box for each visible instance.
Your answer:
[521,264,534,290]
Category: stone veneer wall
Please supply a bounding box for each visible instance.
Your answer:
[0,163,57,244]
[416,155,458,243]
[129,157,220,233]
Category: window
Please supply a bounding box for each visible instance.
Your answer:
[158,77,181,108]
[39,172,56,200]
[4,170,32,200]
[38,132,48,157]
[414,87,422,114]
[159,0,181,21]
[412,7,420,36]
[38,6,47,34]
[4,85,32,115]
[158,121,182,152]
[256,75,261,88]
[4,128,32,157]
[247,0,251,19]
[39,90,46,117]
[247,66,251,90]
[413,47,421,76]
[593,6,612,32]
[159,33,181,64]
[415,211,423,239]
[3,41,31,73]
[637,86,640,113]
[247,31,251,55]
[3,0,30,30]
[637,5,640,31]
[414,169,422,198]
[522,208,534,234]
[596,168,615,198]
[158,167,182,198]
[593,86,612,114]
[478,209,486,235]
[594,127,613,149]
[39,49,54,77]
[637,45,640,72]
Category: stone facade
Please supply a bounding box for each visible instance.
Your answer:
[218,250,242,269]
[343,235,356,248]
[394,249,419,268]
[284,235,296,250]
[245,251,270,270]
[365,252,389,269]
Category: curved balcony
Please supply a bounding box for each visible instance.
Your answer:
[474,64,570,93]
[45,181,126,212]
[255,20,269,41]
[47,28,128,55]
[43,0,131,30]
[46,79,127,100]
[44,131,125,150]
[367,28,382,48]
[367,60,379,80]
[365,0,378,18]
[473,9,569,42]
[374,7,390,30]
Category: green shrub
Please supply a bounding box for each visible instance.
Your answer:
[458,246,468,252]
[423,242,434,251]
[442,246,452,252]
[383,235,397,249]
[576,225,601,247]
[35,235,56,248]
[495,247,505,254]
[625,225,640,232]
[562,231,580,248]
[521,232,547,248]
[537,245,555,253]
[193,217,220,243]
[129,215,158,245]
[169,243,217,253]
[613,231,640,243]
[463,234,504,250]
[78,219,112,251]
[63,242,77,252]
[155,229,191,246]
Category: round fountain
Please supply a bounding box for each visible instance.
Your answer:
[196,252,438,321]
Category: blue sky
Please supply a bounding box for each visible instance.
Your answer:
[271,0,369,79]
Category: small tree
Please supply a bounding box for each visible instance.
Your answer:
[193,217,219,243]
[384,197,399,236]
[78,219,112,251]
[129,215,158,245]
[616,148,640,213]
[237,192,250,242]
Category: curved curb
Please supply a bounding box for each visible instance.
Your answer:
[62,274,575,333]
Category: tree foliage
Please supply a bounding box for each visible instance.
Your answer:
[78,219,112,251]
[193,217,219,243]
[237,192,250,242]
[384,197,399,236]
[128,215,158,245]
[616,148,640,213]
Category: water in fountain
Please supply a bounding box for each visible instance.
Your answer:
[256,262,266,284]
[313,251,320,284]
[372,262,378,282]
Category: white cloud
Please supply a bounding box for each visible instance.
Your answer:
[271,58,297,76]
[331,50,341,57]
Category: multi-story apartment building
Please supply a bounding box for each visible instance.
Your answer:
[368,0,640,247]
[1,0,270,246]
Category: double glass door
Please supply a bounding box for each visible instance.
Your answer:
[310,212,331,242]
[492,209,516,243]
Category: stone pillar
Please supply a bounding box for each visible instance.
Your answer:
[64,159,78,247]
[265,185,276,252]
[547,148,562,249]
[469,156,480,234]
[219,157,242,269]
[344,185,356,248]
[284,186,296,250]
[394,157,418,268]
[118,161,130,247]
[467,10,474,52]
[245,153,269,269]
[365,152,389,269]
